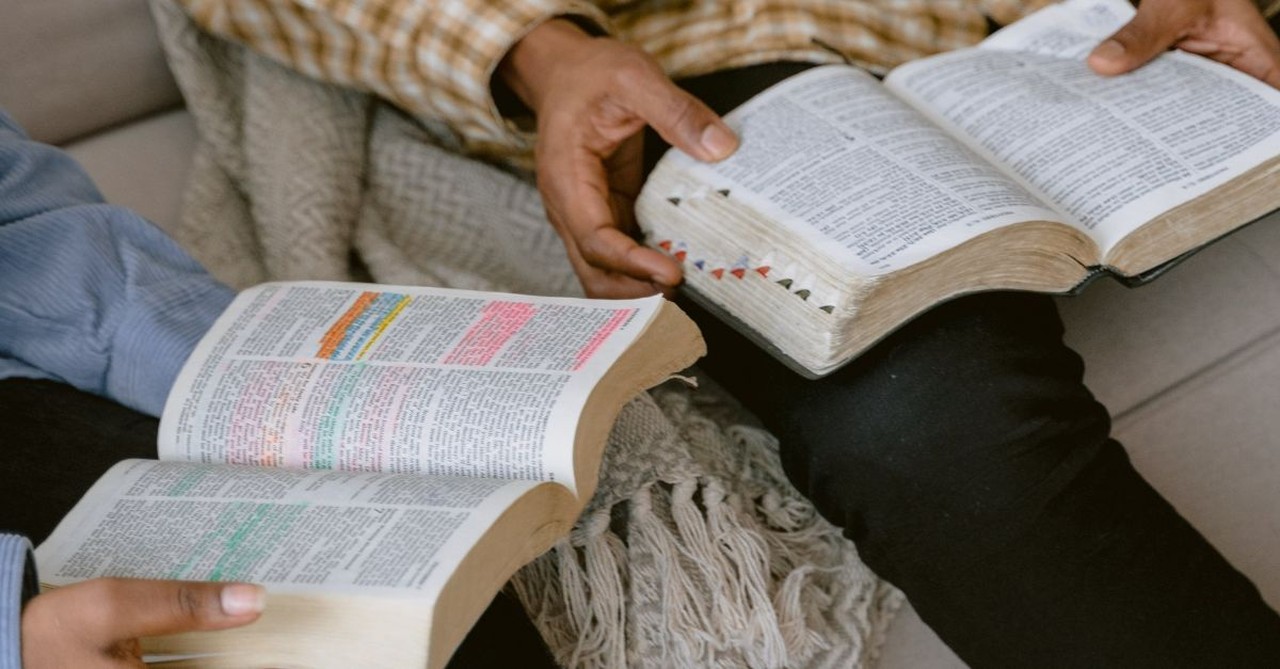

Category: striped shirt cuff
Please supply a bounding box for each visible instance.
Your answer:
[0,534,35,669]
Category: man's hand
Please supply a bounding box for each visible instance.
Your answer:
[22,578,264,668]
[499,19,739,298]
[1087,0,1280,87]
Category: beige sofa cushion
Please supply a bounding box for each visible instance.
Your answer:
[0,0,182,145]
[1061,214,1280,416]
[65,109,195,233]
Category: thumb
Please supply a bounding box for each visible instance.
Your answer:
[622,63,739,162]
[67,578,265,644]
[1088,6,1185,76]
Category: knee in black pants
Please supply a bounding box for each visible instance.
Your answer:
[695,292,1280,666]
[753,293,1113,580]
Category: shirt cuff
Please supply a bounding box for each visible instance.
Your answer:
[0,534,35,669]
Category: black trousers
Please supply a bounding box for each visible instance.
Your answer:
[0,378,557,669]
[655,63,1280,667]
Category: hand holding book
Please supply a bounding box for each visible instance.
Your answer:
[21,578,263,669]
[636,0,1280,377]
[496,18,738,299]
[1085,0,1280,87]
[36,282,705,669]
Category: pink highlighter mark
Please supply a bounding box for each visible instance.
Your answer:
[443,302,538,366]
[572,309,635,371]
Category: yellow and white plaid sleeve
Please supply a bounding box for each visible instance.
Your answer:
[612,0,1058,82]
[175,0,612,157]
[174,0,1069,159]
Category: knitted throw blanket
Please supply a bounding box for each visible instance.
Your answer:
[149,3,902,666]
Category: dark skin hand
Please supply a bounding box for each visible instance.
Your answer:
[501,1,1278,300]
[498,19,739,299]
[1088,0,1280,87]
[22,578,264,668]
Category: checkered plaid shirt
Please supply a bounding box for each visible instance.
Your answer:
[176,0,1077,160]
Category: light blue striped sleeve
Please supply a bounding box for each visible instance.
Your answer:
[0,109,234,416]
[0,534,34,669]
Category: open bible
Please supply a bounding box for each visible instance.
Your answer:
[34,281,704,669]
[636,0,1280,377]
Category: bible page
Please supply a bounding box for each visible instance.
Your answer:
[885,0,1280,253]
[159,282,662,493]
[659,65,1065,274]
[35,459,544,603]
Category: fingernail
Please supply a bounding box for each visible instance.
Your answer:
[1093,39,1125,61]
[221,584,266,616]
[700,124,738,160]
